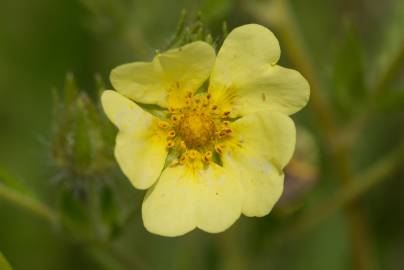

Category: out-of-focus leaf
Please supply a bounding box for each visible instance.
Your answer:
[201,0,232,24]
[332,25,365,117]
[0,167,35,198]
[60,190,91,231]
[100,185,121,238]
[376,88,404,112]
[64,72,79,106]
[0,250,13,270]
[369,0,404,86]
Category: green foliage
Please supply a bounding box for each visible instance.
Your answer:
[0,167,35,198]
[0,251,13,270]
[332,25,365,117]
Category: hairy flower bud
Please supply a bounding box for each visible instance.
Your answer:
[51,74,115,189]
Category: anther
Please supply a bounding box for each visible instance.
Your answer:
[215,144,225,154]
[219,130,227,138]
[222,111,230,117]
[222,120,230,126]
[167,140,175,148]
[203,151,213,163]
[168,130,176,137]
[179,154,187,164]
[188,149,199,159]
[158,121,170,129]
[171,115,179,122]
[211,105,218,110]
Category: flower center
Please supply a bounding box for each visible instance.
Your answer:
[177,113,216,148]
[158,92,233,167]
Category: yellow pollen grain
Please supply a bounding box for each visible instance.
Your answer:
[158,121,170,129]
[188,149,199,159]
[167,140,175,148]
[203,151,213,163]
[215,143,225,154]
[179,154,187,164]
[168,130,176,137]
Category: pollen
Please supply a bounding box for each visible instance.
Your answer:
[177,113,216,148]
[162,92,234,167]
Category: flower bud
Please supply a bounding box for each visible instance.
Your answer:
[51,73,115,187]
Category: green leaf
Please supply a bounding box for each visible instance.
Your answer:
[201,0,232,24]
[0,251,13,270]
[60,190,91,231]
[0,167,35,198]
[376,88,404,112]
[332,24,365,117]
[100,185,121,237]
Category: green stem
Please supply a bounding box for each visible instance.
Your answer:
[0,184,58,224]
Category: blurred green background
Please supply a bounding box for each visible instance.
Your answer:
[0,0,403,269]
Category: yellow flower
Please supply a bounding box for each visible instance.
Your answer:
[101,24,309,237]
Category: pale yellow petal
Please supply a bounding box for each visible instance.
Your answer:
[101,90,155,133]
[101,90,167,189]
[223,152,284,217]
[110,41,215,107]
[142,163,243,237]
[115,132,167,190]
[221,111,294,216]
[142,166,198,237]
[195,163,243,233]
[210,24,280,86]
[229,65,310,116]
[158,41,216,92]
[209,24,309,116]
[110,61,167,107]
[230,111,296,170]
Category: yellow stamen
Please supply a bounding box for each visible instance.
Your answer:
[203,151,213,163]
[168,130,176,138]
[188,149,200,160]
[215,143,225,154]
[167,140,175,148]
[158,121,170,129]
